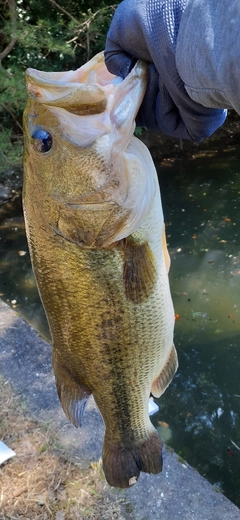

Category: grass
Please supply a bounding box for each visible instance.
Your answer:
[0,376,128,519]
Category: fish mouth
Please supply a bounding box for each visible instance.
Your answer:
[25,51,148,117]
[25,52,119,115]
[26,52,117,89]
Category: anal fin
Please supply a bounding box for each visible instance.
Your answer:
[52,350,91,427]
[151,345,178,398]
[123,236,157,304]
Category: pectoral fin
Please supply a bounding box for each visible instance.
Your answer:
[52,350,91,427]
[151,345,178,398]
[123,237,157,304]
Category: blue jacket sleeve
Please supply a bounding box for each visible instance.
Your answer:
[176,0,240,115]
[104,0,227,142]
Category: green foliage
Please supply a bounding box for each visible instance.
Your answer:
[0,128,23,172]
[0,0,119,174]
[134,126,147,137]
[0,67,25,173]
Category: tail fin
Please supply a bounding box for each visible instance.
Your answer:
[102,430,162,488]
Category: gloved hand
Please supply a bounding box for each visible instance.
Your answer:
[104,0,227,142]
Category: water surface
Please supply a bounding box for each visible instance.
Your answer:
[152,143,240,506]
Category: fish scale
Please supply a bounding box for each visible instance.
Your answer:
[23,52,178,488]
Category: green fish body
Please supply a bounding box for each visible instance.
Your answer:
[23,52,177,488]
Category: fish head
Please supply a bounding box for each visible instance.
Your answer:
[23,52,155,247]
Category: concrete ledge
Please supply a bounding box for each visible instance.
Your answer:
[0,298,239,520]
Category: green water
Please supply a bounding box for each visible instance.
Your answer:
[152,144,240,505]
[0,142,239,506]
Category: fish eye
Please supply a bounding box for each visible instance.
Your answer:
[32,129,52,153]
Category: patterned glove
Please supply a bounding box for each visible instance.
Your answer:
[105,0,227,141]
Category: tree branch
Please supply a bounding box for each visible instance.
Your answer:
[0,103,23,132]
[0,37,17,61]
[47,0,79,23]
[0,0,18,62]
[66,5,117,61]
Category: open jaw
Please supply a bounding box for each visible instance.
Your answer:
[25,52,148,136]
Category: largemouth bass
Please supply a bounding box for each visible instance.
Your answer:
[23,52,177,488]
